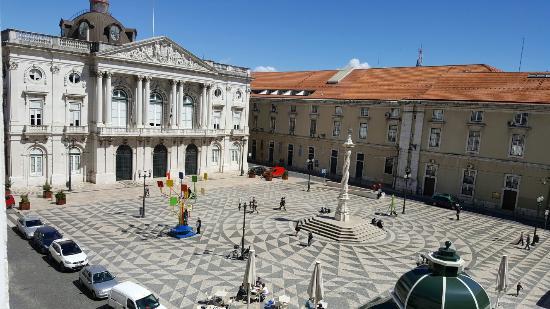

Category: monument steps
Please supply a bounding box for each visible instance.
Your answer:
[300,216,386,243]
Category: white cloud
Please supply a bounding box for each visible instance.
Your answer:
[343,58,370,69]
[253,66,278,72]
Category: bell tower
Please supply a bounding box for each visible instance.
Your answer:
[90,0,109,13]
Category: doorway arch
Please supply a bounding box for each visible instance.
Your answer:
[116,145,133,181]
[185,144,198,175]
[153,144,168,178]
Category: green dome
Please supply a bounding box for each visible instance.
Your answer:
[391,241,491,309]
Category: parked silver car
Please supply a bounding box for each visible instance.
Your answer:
[16,215,44,239]
[78,265,118,299]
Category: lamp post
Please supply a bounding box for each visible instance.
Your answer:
[532,195,544,245]
[67,139,76,192]
[402,167,411,214]
[240,200,249,259]
[306,158,314,192]
[138,170,152,218]
[240,138,247,176]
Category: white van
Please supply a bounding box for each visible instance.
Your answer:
[107,281,167,309]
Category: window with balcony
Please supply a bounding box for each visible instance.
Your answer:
[467,131,481,153]
[29,99,43,126]
[211,145,220,164]
[212,110,222,130]
[335,106,343,115]
[309,119,317,137]
[429,128,441,148]
[232,111,242,130]
[332,120,341,136]
[181,95,194,129]
[470,111,484,122]
[384,157,394,175]
[270,117,276,132]
[387,125,398,143]
[360,107,369,117]
[359,123,368,139]
[461,169,477,196]
[30,148,44,177]
[311,105,318,114]
[290,105,297,113]
[69,148,81,174]
[512,112,528,127]
[69,102,81,127]
[289,118,296,135]
[111,89,128,127]
[509,134,525,157]
[432,109,444,121]
[148,92,163,127]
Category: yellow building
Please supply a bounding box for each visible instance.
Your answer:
[249,65,550,217]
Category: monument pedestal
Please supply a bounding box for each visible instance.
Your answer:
[334,194,350,222]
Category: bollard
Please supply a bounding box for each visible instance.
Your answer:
[203,173,208,181]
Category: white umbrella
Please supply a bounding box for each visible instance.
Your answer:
[243,249,257,309]
[495,255,508,307]
[308,261,325,305]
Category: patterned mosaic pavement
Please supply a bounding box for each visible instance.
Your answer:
[8,180,550,308]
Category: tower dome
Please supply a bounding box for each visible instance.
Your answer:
[90,0,110,13]
[391,241,491,309]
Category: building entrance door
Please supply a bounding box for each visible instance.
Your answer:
[185,144,198,175]
[355,153,364,180]
[330,150,338,175]
[116,145,133,181]
[268,141,274,164]
[251,140,257,160]
[287,144,293,167]
[502,190,518,211]
[423,177,436,196]
[153,144,168,178]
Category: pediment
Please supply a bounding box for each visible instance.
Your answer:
[96,37,215,73]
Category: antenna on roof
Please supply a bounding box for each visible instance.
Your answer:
[518,37,525,72]
[152,0,155,37]
[416,44,423,67]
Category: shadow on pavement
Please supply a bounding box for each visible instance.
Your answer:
[537,291,550,308]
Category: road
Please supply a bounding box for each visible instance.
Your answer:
[7,220,108,309]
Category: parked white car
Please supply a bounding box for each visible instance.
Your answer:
[108,281,166,309]
[16,215,44,239]
[48,239,88,271]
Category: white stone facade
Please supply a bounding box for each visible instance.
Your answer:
[2,30,251,188]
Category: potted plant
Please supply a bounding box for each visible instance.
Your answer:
[263,170,273,181]
[248,169,256,178]
[19,194,30,210]
[42,181,53,198]
[5,178,12,195]
[282,170,289,180]
[55,190,66,205]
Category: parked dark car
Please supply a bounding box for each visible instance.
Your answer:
[30,226,63,254]
[430,193,461,209]
[249,166,267,176]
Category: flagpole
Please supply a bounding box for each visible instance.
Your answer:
[152,0,155,37]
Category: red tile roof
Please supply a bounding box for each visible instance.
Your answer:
[251,64,550,104]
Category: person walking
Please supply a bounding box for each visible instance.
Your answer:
[388,195,397,216]
[295,221,301,236]
[308,231,314,246]
[455,205,461,221]
[238,202,241,212]
[516,282,523,297]
[516,231,524,246]
[279,197,286,211]
[525,234,531,250]
[196,218,202,234]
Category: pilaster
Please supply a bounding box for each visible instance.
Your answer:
[143,76,151,127]
[170,80,177,129]
[104,72,112,126]
[95,71,104,126]
[136,75,143,128]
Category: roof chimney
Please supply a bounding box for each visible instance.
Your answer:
[90,0,109,13]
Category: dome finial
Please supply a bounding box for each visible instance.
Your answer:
[445,240,452,249]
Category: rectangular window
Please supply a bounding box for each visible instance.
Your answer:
[509,134,525,157]
[387,125,398,143]
[360,107,369,117]
[429,128,441,148]
[270,117,276,131]
[271,104,277,112]
[30,155,43,176]
[332,120,341,136]
[308,146,315,160]
[252,115,258,129]
[212,110,221,129]
[467,131,481,153]
[309,119,317,137]
[29,99,43,126]
[181,105,193,129]
[212,148,220,163]
[69,102,81,126]
[311,105,318,114]
[335,106,343,115]
[432,109,444,121]
[461,169,477,196]
[470,111,484,122]
[289,118,296,134]
[290,105,297,113]
[359,123,368,139]
[390,108,400,118]
[70,154,81,174]
[253,102,259,111]
[232,111,242,130]
[512,112,528,126]
[384,157,394,175]
[505,175,520,189]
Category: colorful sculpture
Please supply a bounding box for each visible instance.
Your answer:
[157,171,198,238]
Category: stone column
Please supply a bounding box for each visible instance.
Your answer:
[201,84,207,129]
[104,72,112,126]
[136,75,143,128]
[335,133,355,222]
[206,84,212,127]
[143,76,151,127]
[96,71,104,126]
[177,81,184,128]
[171,80,177,129]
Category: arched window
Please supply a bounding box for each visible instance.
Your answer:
[230,143,240,163]
[112,89,128,127]
[211,145,221,165]
[149,92,163,127]
[30,148,44,177]
[69,148,81,174]
[181,95,194,129]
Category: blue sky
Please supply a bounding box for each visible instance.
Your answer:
[1,0,549,72]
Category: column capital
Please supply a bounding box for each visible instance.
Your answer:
[144,76,152,82]
[226,85,232,91]
[95,70,105,77]
[105,71,113,78]
[171,79,178,85]
[136,75,145,81]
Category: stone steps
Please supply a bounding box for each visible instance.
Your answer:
[300,216,386,243]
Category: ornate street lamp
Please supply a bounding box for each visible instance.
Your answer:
[67,139,77,192]
[306,158,314,192]
[532,195,544,245]
[240,138,247,176]
[402,167,411,214]
[138,170,152,218]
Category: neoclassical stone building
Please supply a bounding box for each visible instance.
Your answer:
[2,0,251,187]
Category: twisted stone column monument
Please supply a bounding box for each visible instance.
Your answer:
[335,133,354,222]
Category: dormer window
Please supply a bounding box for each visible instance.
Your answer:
[109,25,121,41]
[78,22,89,40]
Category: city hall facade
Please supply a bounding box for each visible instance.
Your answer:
[2,0,251,187]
